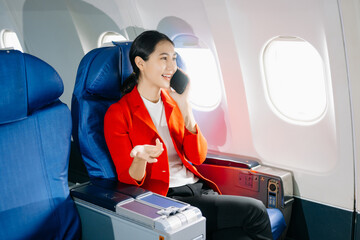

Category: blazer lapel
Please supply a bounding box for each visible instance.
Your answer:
[161,89,184,151]
[161,89,175,125]
[126,86,181,146]
[127,86,158,134]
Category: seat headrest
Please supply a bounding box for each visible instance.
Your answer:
[85,42,132,99]
[0,50,63,124]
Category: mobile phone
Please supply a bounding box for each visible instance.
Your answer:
[170,69,189,94]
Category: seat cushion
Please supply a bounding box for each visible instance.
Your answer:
[267,208,287,240]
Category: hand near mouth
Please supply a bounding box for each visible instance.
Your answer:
[168,69,197,133]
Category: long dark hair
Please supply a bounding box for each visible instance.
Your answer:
[120,30,174,94]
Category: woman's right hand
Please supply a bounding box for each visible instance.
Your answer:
[129,138,163,181]
[130,138,164,163]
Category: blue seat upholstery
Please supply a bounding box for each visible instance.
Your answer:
[267,208,286,239]
[0,50,81,239]
[71,42,285,239]
[72,42,133,180]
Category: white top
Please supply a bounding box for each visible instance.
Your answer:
[141,96,198,188]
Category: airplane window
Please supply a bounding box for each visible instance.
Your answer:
[262,37,327,122]
[0,29,23,52]
[98,31,127,47]
[173,35,222,110]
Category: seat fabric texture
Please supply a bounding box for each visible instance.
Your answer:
[71,42,133,180]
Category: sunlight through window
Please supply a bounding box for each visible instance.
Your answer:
[0,29,23,52]
[175,47,222,110]
[263,37,327,122]
[98,31,127,47]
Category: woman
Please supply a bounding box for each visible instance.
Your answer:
[104,30,273,240]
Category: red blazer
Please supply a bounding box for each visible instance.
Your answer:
[104,85,220,196]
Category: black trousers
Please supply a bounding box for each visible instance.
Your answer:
[167,182,273,240]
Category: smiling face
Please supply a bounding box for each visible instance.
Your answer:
[136,40,177,92]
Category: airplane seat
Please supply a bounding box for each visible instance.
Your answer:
[71,41,287,239]
[0,49,81,239]
[71,42,133,180]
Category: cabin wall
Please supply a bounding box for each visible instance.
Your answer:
[0,0,26,50]
[3,0,84,110]
[225,0,355,211]
[339,0,360,220]
[65,0,133,53]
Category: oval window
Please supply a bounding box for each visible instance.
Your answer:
[0,29,23,52]
[98,31,127,47]
[262,37,327,122]
[173,34,222,110]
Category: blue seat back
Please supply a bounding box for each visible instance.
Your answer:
[71,42,185,179]
[71,42,133,179]
[0,50,81,239]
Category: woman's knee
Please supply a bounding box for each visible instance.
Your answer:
[247,198,268,217]
[227,196,267,216]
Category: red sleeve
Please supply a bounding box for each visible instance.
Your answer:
[182,124,208,165]
[104,103,146,186]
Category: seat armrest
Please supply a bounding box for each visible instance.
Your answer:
[71,180,192,213]
[205,153,260,169]
[71,182,131,211]
[90,178,149,198]
[71,181,206,239]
